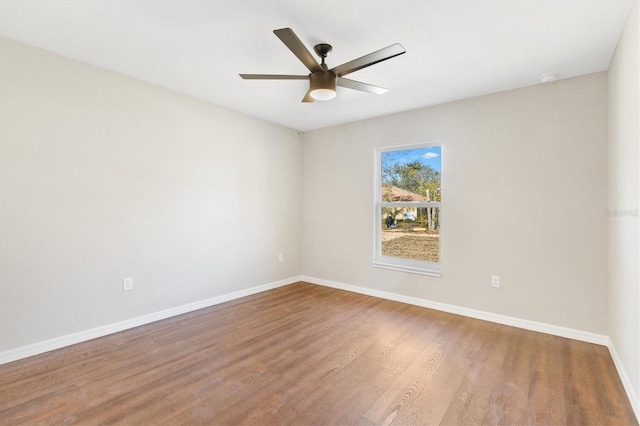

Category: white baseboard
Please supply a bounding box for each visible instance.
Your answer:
[607,338,640,421]
[301,275,609,345]
[0,276,302,365]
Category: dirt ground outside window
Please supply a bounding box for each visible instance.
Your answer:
[381,230,440,263]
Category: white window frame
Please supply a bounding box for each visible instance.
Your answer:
[373,142,442,277]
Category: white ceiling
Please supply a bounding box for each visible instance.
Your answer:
[0,0,634,131]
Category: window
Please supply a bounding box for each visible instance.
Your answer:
[374,143,442,277]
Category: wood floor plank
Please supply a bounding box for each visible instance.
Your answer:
[316,375,386,425]
[591,344,639,424]
[438,323,513,425]
[367,342,445,424]
[273,354,374,424]
[563,339,612,425]
[524,332,567,424]
[0,282,636,425]
[397,317,493,425]
[482,328,535,425]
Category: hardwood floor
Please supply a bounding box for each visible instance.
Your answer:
[0,282,637,425]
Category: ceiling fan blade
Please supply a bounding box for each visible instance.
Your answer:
[240,74,308,80]
[302,90,314,103]
[337,78,388,94]
[330,43,406,77]
[273,28,323,73]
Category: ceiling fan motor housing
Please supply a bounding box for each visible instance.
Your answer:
[309,71,337,100]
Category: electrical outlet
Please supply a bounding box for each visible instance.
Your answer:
[491,275,501,288]
[123,277,133,292]
[278,253,284,263]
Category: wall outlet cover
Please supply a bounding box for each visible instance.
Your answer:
[491,275,501,288]
[123,277,133,292]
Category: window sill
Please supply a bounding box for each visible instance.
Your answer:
[372,259,442,277]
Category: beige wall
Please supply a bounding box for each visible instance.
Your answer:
[0,37,302,352]
[608,2,640,409]
[301,72,609,334]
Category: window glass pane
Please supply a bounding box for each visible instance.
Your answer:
[380,207,440,263]
[381,146,441,202]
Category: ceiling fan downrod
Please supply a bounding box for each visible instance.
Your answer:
[314,43,332,71]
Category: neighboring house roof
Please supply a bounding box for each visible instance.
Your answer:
[382,186,427,202]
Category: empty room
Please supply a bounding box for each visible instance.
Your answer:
[1,0,638,424]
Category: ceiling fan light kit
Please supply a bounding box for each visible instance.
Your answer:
[309,71,337,100]
[240,28,405,103]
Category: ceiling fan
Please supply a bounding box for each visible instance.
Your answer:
[240,28,406,102]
